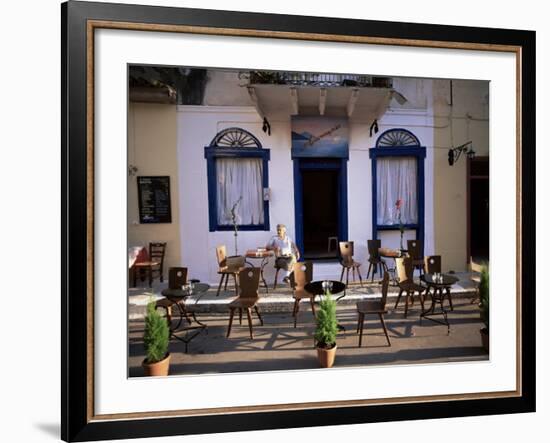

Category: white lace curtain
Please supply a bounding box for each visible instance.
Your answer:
[216,158,264,225]
[376,157,418,225]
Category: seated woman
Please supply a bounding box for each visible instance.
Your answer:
[266,224,301,284]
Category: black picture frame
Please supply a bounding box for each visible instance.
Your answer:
[62,1,536,441]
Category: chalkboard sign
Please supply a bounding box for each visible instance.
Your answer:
[137,176,172,223]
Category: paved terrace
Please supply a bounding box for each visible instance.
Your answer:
[128,273,486,376]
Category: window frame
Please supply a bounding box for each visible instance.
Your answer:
[204,135,270,232]
[369,128,426,246]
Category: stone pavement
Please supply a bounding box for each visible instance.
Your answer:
[128,286,486,377]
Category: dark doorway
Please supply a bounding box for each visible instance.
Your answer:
[302,169,339,259]
[468,158,489,263]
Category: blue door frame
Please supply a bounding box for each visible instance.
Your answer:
[293,158,348,256]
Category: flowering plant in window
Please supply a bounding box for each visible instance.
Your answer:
[230,196,243,255]
[395,198,405,251]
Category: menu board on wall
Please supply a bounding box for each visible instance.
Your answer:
[137,176,172,223]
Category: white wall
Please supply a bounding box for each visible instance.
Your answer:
[177,106,295,283]
[177,100,438,283]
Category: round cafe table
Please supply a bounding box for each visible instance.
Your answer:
[419,274,459,334]
[304,280,347,331]
[159,283,210,352]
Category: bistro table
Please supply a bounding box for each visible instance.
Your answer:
[159,282,210,353]
[304,280,347,331]
[245,249,274,293]
[419,273,459,334]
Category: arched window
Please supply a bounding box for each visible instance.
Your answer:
[204,128,270,231]
[369,128,426,246]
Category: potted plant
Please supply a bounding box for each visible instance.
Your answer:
[314,291,339,368]
[479,265,489,352]
[142,300,171,376]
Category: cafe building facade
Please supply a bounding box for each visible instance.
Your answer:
[128,69,489,284]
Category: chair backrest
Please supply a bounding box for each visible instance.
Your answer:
[407,239,423,260]
[367,239,381,258]
[424,255,442,274]
[395,257,414,283]
[168,267,188,289]
[238,268,261,299]
[380,272,390,308]
[339,241,354,265]
[290,261,313,290]
[215,245,227,267]
[149,242,167,263]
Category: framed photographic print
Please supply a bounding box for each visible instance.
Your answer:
[62,0,535,441]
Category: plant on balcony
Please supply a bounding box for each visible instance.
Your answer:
[395,198,405,250]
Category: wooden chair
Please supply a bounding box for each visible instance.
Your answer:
[155,267,188,325]
[407,239,424,277]
[356,272,391,347]
[133,242,167,287]
[424,255,454,310]
[394,256,426,318]
[227,268,264,339]
[366,239,385,282]
[215,245,246,297]
[339,241,363,287]
[289,261,315,328]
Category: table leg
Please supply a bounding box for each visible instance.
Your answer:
[169,299,208,352]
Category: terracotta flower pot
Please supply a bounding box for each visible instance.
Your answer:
[142,353,171,376]
[480,328,489,353]
[316,344,337,368]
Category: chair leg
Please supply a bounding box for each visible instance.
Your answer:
[148,266,153,287]
[227,308,235,337]
[239,308,242,325]
[366,263,372,281]
[352,266,356,283]
[356,266,363,287]
[379,313,391,346]
[273,268,279,289]
[216,274,224,296]
[224,273,229,290]
[340,266,345,282]
[356,312,361,333]
[345,268,350,287]
[254,305,263,325]
[404,292,410,318]
[419,290,425,311]
[358,313,365,347]
[394,289,403,310]
[233,273,239,296]
[310,297,316,317]
[246,308,254,339]
[293,299,300,328]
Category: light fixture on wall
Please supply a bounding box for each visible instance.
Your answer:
[128,164,138,176]
[448,141,476,166]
